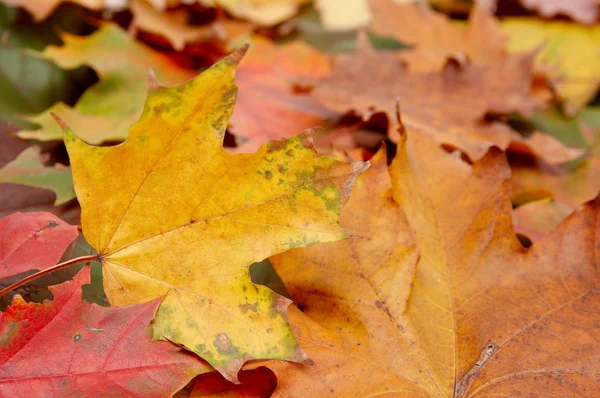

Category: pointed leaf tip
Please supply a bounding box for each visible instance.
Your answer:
[50,112,68,132]
[147,69,160,92]
[226,43,250,66]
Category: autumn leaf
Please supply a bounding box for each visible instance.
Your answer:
[497,0,600,25]
[197,0,309,26]
[510,157,600,209]
[130,0,223,51]
[59,45,368,381]
[509,106,600,216]
[314,34,582,163]
[243,128,600,396]
[368,0,508,73]
[512,198,573,244]
[0,212,77,279]
[1,0,102,21]
[189,367,276,397]
[18,23,195,144]
[0,267,209,396]
[231,36,334,153]
[315,0,372,31]
[502,19,600,116]
[0,146,75,205]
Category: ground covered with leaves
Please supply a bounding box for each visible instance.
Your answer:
[0,0,599,397]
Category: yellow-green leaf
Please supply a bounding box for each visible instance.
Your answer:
[60,46,368,382]
[0,146,75,205]
[502,19,600,115]
[19,23,195,144]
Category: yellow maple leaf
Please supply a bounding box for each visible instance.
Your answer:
[502,19,600,115]
[58,46,368,382]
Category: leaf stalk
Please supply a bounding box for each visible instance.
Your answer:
[0,254,99,297]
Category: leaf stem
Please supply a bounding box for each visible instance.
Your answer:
[0,254,99,297]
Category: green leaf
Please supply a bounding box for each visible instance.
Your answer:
[0,146,75,205]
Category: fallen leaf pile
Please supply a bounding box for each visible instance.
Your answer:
[0,0,599,396]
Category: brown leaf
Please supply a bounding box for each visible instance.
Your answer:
[512,198,573,244]
[130,0,224,51]
[314,35,575,163]
[368,0,506,72]
[243,129,600,396]
[511,157,600,209]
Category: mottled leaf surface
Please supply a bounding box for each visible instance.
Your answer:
[61,46,368,381]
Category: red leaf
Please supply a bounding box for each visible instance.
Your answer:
[0,212,78,279]
[0,267,209,397]
[190,367,276,397]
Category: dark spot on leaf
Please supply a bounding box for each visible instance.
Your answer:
[265,171,273,180]
[44,220,59,230]
[213,333,235,354]
[240,303,258,313]
[267,141,287,153]
[73,333,82,342]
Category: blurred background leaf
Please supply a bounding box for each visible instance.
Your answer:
[0,4,91,127]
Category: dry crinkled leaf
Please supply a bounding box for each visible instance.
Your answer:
[2,0,102,21]
[130,0,224,51]
[368,0,507,73]
[0,268,210,396]
[231,36,334,153]
[502,19,600,116]
[314,35,580,163]
[0,212,78,279]
[0,146,75,205]
[248,129,600,396]
[18,24,195,144]
[512,198,573,244]
[60,46,368,382]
